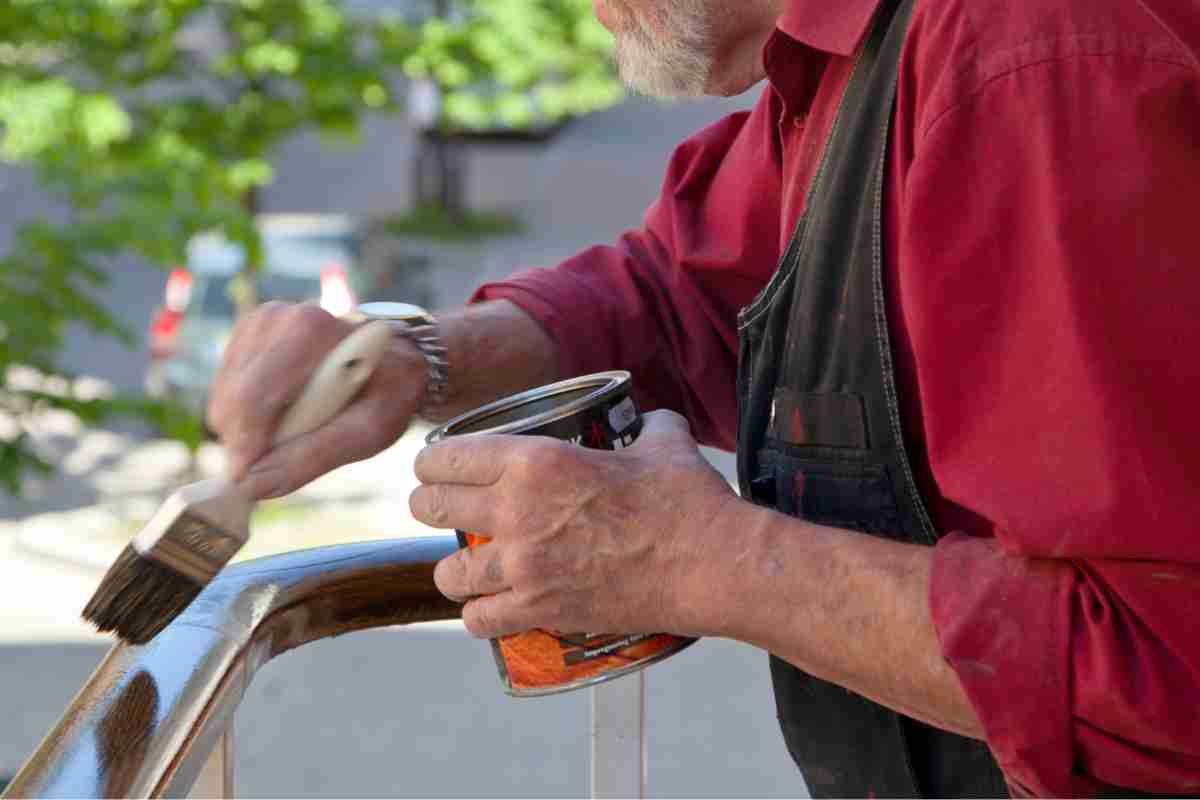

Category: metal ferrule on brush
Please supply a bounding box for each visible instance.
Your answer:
[131,478,253,586]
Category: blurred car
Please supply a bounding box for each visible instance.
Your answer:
[145,214,429,418]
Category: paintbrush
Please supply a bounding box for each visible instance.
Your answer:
[82,320,395,644]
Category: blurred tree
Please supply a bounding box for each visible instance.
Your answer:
[405,0,621,132]
[0,0,417,495]
[399,0,622,225]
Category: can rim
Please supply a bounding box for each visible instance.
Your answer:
[425,371,632,443]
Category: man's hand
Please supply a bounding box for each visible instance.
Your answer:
[207,302,427,500]
[411,409,738,638]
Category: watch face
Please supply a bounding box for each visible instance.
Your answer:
[357,301,432,325]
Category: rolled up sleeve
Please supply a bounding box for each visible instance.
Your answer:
[932,540,1200,796]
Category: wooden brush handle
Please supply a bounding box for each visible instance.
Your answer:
[271,320,394,446]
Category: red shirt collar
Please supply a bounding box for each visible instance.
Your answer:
[776,0,882,56]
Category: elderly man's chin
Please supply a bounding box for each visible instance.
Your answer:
[613,37,712,99]
[595,0,714,100]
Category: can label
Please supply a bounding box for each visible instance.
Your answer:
[432,372,696,696]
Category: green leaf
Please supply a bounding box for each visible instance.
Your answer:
[243,41,301,75]
[361,82,388,108]
[0,434,53,497]
[227,158,274,192]
[0,79,76,159]
[78,94,132,150]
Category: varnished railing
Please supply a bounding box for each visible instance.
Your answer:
[2,538,460,798]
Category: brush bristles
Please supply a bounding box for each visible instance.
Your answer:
[82,545,204,644]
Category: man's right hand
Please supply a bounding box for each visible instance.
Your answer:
[207,302,427,500]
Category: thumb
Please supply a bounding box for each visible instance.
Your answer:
[634,408,693,446]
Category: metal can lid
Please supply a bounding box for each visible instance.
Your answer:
[426,371,632,443]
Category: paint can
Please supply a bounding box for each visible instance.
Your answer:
[426,371,697,696]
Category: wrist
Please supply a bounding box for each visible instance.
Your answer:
[354,302,449,421]
[386,334,431,405]
[667,493,776,639]
[432,300,561,417]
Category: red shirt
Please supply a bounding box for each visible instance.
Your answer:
[475,0,1200,794]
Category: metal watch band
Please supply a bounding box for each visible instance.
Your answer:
[353,302,449,420]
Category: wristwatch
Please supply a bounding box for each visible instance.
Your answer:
[354,301,449,420]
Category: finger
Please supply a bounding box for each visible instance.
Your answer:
[632,408,693,449]
[207,301,288,433]
[219,307,352,477]
[460,592,539,639]
[628,410,696,453]
[237,355,418,499]
[433,544,510,602]
[414,434,537,486]
[409,483,500,533]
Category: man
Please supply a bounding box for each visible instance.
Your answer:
[209,0,1200,796]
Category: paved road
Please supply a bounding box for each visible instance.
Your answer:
[0,632,806,798]
[0,495,807,797]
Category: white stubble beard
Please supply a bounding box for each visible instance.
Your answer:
[611,0,718,100]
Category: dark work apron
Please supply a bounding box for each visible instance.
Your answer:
[734,0,1010,796]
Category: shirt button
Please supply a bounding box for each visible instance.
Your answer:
[793,115,805,128]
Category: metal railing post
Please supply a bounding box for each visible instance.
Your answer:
[590,672,646,799]
[187,729,232,799]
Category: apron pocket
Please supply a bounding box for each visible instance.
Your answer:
[759,443,904,537]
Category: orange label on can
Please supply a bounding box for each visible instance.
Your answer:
[461,532,692,694]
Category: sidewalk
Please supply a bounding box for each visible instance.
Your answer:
[9,421,444,573]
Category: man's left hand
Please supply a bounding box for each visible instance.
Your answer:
[411,409,737,639]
